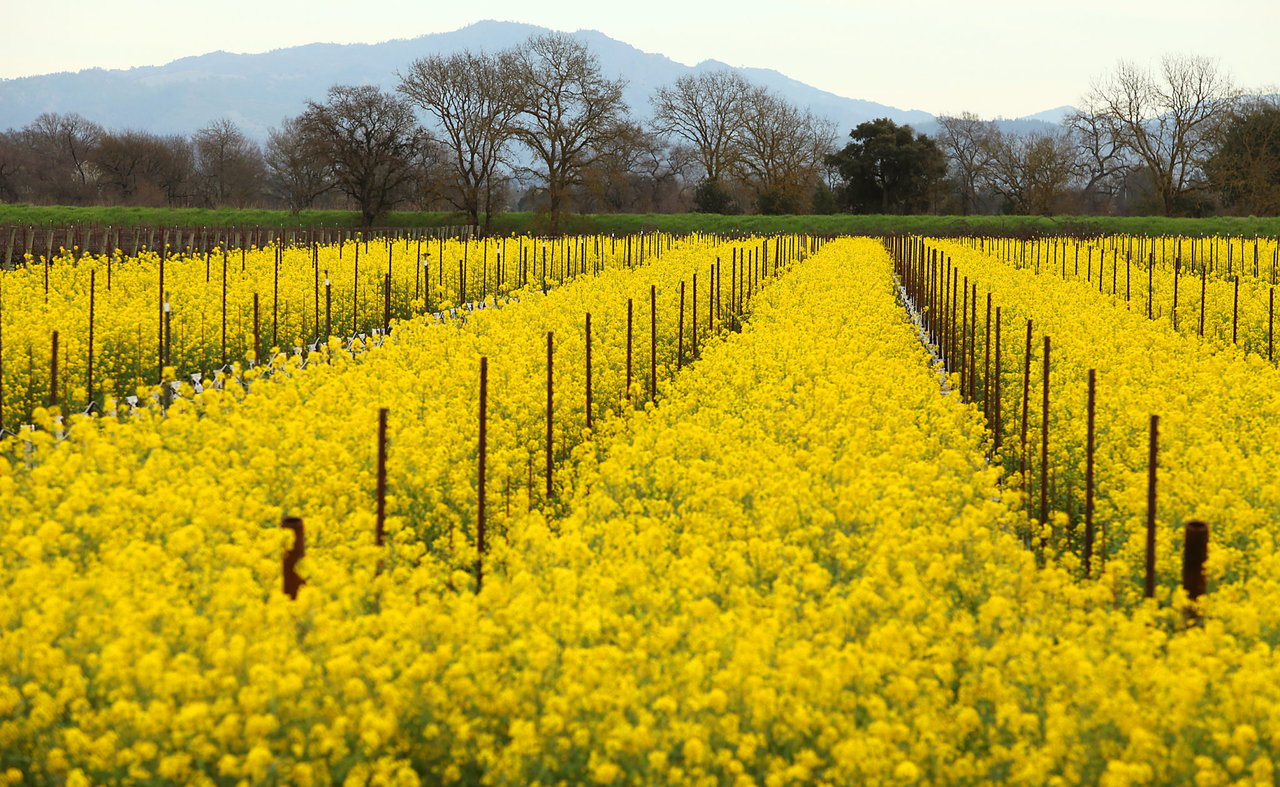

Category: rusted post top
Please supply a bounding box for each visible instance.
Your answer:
[1182,520,1209,602]
[281,516,305,600]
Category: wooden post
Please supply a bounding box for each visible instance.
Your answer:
[930,256,938,343]
[969,283,978,401]
[1040,335,1050,557]
[157,255,165,382]
[1199,265,1206,337]
[375,407,388,547]
[1172,256,1180,330]
[1145,415,1159,599]
[1152,254,1162,318]
[253,293,260,365]
[950,274,958,375]
[477,356,488,593]
[983,293,992,420]
[87,269,96,410]
[1020,320,1033,506]
[943,264,952,366]
[384,272,392,335]
[709,264,715,335]
[313,258,320,338]
[273,252,279,347]
[715,258,721,322]
[585,314,593,431]
[221,253,228,366]
[1182,520,1209,607]
[1084,369,1097,576]
[281,516,305,600]
[626,298,633,403]
[353,251,360,335]
[650,284,657,402]
[546,331,553,503]
[960,277,968,391]
[730,252,737,322]
[1233,275,1239,345]
[49,330,59,411]
[163,296,172,381]
[678,281,686,370]
[1126,252,1131,304]
[691,274,698,357]
[0,287,5,431]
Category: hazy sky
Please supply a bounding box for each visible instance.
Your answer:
[3,0,1276,118]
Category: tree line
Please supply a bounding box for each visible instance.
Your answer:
[871,55,1277,218]
[0,42,1275,226]
[0,33,832,230]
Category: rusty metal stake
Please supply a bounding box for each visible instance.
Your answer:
[626,298,633,403]
[994,307,1003,456]
[88,270,95,410]
[1020,319,1033,515]
[650,284,657,402]
[546,331,554,502]
[1040,335,1050,558]
[585,314,593,431]
[477,357,488,593]
[376,407,388,546]
[678,281,685,370]
[1145,414,1159,599]
[1084,369,1097,576]
[49,330,59,411]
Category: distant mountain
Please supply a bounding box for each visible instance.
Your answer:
[1018,105,1077,125]
[0,21,949,142]
[913,106,1075,140]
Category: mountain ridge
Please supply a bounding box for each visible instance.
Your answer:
[0,20,1066,141]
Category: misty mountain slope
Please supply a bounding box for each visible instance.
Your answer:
[0,20,1064,141]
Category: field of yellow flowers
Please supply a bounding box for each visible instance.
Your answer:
[973,235,1279,358]
[911,237,1280,597]
[0,232,697,429]
[4,234,1280,784]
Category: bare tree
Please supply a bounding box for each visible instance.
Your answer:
[398,50,522,233]
[935,113,996,215]
[153,135,197,207]
[1084,54,1238,215]
[0,131,26,202]
[736,88,835,213]
[193,118,265,208]
[1206,94,1280,215]
[508,33,627,231]
[90,130,194,207]
[1064,100,1134,213]
[91,130,154,203]
[21,112,103,204]
[264,116,334,212]
[297,85,424,227]
[982,129,1078,215]
[404,137,455,212]
[651,69,754,186]
[577,120,676,212]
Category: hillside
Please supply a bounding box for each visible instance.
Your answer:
[0,20,1063,140]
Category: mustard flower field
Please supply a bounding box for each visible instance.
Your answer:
[3,233,1280,784]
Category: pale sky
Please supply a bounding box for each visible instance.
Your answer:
[3,0,1276,118]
